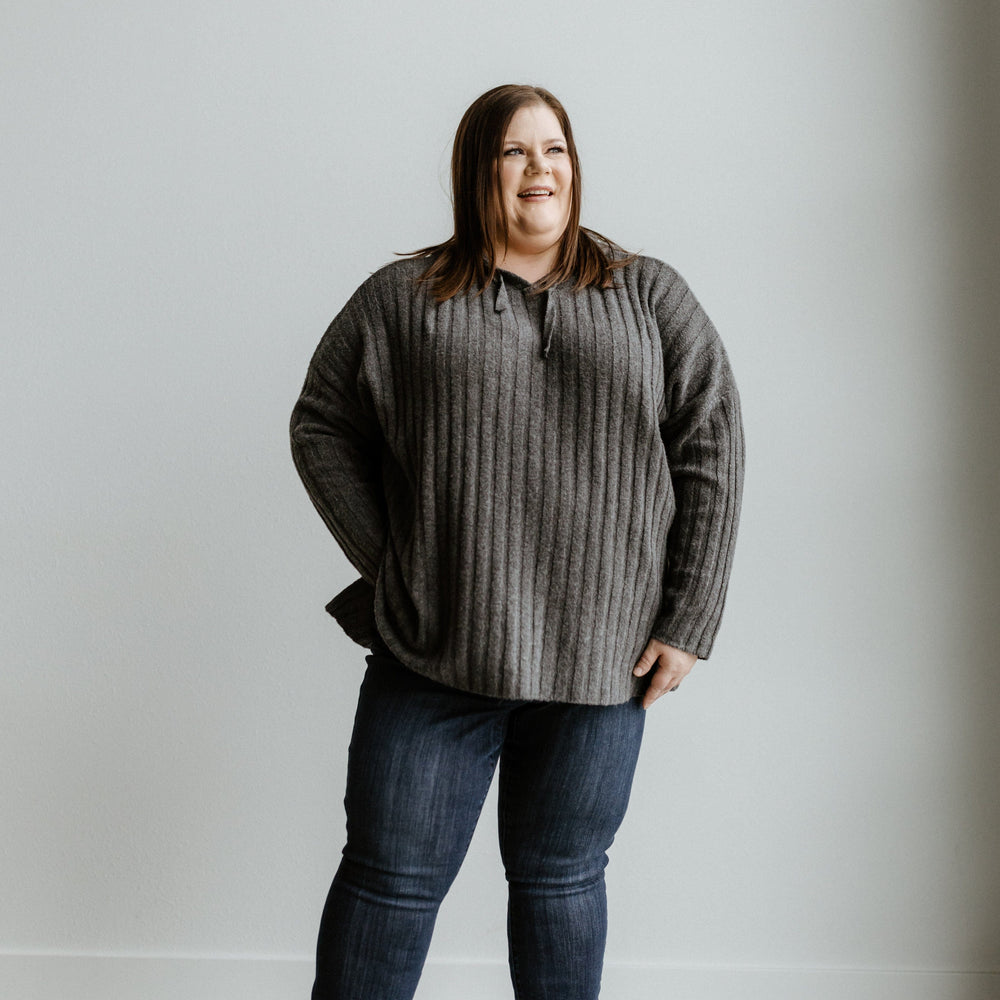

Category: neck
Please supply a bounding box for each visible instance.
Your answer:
[496,242,560,284]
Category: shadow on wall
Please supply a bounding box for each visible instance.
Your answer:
[952,1,1000,972]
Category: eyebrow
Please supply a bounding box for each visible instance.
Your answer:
[503,137,567,146]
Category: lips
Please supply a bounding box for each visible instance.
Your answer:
[517,187,554,198]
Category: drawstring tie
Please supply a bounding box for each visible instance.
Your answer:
[541,299,554,359]
[494,272,554,360]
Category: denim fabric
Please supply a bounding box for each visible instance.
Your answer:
[310,652,646,1000]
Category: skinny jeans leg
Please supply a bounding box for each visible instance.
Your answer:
[309,653,645,1000]
[311,655,505,1000]
[498,697,646,1000]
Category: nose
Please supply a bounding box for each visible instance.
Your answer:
[526,150,551,174]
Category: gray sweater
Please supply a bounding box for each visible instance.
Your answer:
[290,252,744,705]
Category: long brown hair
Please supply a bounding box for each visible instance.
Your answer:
[403,84,635,301]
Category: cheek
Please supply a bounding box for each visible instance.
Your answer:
[501,162,521,193]
[559,172,573,206]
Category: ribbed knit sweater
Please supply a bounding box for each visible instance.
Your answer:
[290,252,744,705]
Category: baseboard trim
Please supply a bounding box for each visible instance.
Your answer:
[0,953,996,1000]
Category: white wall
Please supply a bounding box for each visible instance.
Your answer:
[2,2,998,998]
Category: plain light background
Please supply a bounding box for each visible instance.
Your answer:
[2,2,998,998]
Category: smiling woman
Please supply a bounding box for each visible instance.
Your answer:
[289,83,745,1000]
[407,83,637,301]
[497,104,573,279]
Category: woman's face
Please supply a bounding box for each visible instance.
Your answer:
[499,103,573,254]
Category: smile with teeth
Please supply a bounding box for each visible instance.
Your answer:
[518,187,554,198]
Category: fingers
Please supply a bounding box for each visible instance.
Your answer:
[641,673,681,710]
[633,640,697,710]
[632,650,657,677]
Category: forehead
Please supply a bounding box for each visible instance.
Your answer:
[503,103,565,139]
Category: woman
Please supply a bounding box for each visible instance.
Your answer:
[290,84,744,1000]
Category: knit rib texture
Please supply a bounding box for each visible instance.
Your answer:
[290,253,744,705]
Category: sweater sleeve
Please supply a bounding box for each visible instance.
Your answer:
[289,284,387,586]
[648,263,745,658]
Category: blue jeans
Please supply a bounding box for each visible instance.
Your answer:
[310,653,646,1000]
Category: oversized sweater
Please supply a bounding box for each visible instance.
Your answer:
[290,252,744,705]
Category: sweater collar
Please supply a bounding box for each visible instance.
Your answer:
[492,269,556,361]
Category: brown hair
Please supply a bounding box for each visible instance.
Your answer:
[403,84,635,301]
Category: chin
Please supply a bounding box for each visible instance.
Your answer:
[515,215,570,240]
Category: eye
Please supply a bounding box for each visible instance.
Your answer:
[503,146,524,156]
[548,145,567,154]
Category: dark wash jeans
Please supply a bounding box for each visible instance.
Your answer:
[311,652,646,1000]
